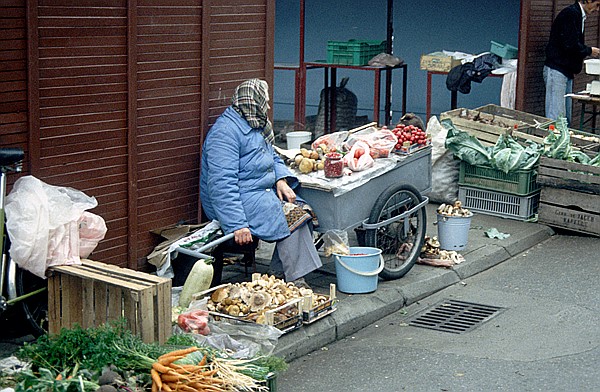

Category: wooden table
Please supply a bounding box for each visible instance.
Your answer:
[567,92,600,134]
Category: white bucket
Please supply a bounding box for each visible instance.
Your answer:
[286,131,312,150]
[436,213,473,251]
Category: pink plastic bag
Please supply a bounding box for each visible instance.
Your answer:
[344,128,398,158]
[78,211,107,258]
[343,141,374,171]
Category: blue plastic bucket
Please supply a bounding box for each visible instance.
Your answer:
[333,247,384,294]
[436,213,473,251]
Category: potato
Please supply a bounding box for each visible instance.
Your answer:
[299,158,314,174]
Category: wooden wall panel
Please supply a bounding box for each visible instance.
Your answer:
[134,1,203,269]
[0,0,29,183]
[0,0,273,272]
[34,1,130,267]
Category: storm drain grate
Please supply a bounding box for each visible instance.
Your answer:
[407,299,505,334]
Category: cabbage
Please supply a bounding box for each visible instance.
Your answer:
[442,119,491,166]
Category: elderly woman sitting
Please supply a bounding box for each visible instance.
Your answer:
[200,79,322,287]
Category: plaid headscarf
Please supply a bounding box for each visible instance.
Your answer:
[231,79,274,144]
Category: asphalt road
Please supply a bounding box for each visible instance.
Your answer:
[277,233,600,392]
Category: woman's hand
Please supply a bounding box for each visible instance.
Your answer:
[276,178,296,203]
[593,47,600,58]
[234,227,253,245]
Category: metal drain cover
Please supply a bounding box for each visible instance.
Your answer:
[408,299,505,334]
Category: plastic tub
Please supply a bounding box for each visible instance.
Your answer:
[286,131,312,150]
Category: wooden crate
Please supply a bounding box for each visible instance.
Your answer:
[442,106,600,149]
[48,259,172,344]
[440,108,529,146]
[537,156,600,236]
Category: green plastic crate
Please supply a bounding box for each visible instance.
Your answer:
[327,39,386,65]
[490,40,518,59]
[458,161,540,196]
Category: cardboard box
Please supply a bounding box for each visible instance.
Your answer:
[48,259,172,344]
[420,52,462,72]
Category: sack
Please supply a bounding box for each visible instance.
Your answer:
[315,77,357,137]
[5,176,100,278]
[344,127,397,158]
[343,140,374,171]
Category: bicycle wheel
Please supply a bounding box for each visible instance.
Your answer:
[364,184,426,280]
[13,259,48,336]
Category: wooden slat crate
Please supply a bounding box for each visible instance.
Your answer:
[441,106,600,149]
[48,259,172,344]
[537,156,600,236]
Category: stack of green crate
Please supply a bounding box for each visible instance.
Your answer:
[327,39,386,66]
[457,161,541,220]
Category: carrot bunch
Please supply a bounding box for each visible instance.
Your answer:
[151,347,225,392]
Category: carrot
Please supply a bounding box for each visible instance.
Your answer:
[152,362,173,374]
[188,382,226,392]
[168,363,199,372]
[151,379,158,392]
[174,384,197,392]
[161,382,174,392]
[158,355,185,366]
[198,354,207,367]
[150,368,163,391]
[55,374,63,381]
[158,346,198,361]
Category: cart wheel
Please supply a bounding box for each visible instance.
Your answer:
[364,184,426,280]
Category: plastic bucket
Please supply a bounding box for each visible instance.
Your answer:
[333,247,384,294]
[286,131,311,150]
[436,213,473,251]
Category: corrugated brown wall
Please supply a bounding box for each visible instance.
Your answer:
[517,0,600,123]
[0,0,274,271]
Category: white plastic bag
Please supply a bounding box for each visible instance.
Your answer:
[78,211,107,258]
[343,140,374,171]
[5,176,100,278]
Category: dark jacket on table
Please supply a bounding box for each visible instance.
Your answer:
[545,2,592,79]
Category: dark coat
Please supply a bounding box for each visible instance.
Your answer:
[545,2,592,79]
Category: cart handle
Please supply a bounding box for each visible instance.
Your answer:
[175,232,235,259]
[361,196,428,231]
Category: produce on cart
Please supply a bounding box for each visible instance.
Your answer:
[281,122,432,281]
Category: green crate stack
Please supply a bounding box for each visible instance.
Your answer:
[327,40,386,66]
[457,161,541,220]
[458,161,540,196]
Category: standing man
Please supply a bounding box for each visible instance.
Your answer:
[544,0,600,122]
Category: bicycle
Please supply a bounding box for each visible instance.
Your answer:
[0,148,48,336]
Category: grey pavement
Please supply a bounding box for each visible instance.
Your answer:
[252,202,555,362]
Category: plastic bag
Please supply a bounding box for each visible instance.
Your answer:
[322,229,349,257]
[311,131,348,152]
[344,127,397,158]
[5,176,99,278]
[343,140,374,171]
[78,211,107,258]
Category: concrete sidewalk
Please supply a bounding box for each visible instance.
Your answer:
[247,203,555,362]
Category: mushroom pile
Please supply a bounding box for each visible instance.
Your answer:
[206,274,330,325]
[437,200,472,217]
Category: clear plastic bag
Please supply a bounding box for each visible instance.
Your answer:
[322,229,349,257]
[5,175,100,278]
[344,127,398,158]
[343,140,374,171]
